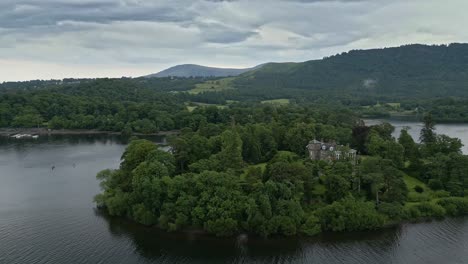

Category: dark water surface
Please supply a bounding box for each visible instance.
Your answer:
[1,135,467,264]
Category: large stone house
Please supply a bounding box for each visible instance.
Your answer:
[306,139,357,163]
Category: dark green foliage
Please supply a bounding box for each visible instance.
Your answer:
[0,78,189,133]
[414,185,424,193]
[359,157,408,204]
[300,214,321,236]
[316,196,385,232]
[240,124,277,164]
[398,129,421,170]
[377,202,406,220]
[351,123,371,154]
[89,93,468,237]
[234,44,468,101]
[367,130,404,168]
[436,197,468,216]
[420,113,436,144]
[405,202,446,219]
[422,153,468,196]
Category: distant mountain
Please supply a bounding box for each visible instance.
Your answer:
[233,43,468,100]
[144,64,263,78]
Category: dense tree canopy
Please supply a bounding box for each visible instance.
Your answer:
[94,103,468,237]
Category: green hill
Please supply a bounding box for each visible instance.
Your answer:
[233,43,468,100]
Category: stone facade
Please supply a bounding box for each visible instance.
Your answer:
[306,139,357,163]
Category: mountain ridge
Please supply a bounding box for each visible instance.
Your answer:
[144,64,264,78]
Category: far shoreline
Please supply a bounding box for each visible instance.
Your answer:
[0,128,179,137]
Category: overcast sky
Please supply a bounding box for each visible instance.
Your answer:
[1,0,467,82]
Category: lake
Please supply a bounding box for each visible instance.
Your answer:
[1,134,468,264]
[364,119,468,154]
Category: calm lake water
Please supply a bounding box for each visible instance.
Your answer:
[1,133,468,264]
[364,119,468,154]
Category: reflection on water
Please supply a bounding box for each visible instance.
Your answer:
[96,207,468,264]
[95,208,403,264]
[0,135,467,264]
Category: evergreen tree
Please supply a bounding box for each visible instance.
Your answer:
[420,113,436,144]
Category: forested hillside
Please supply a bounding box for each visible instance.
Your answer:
[234,43,468,100]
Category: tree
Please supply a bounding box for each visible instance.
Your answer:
[120,139,158,173]
[360,157,407,204]
[367,131,404,168]
[433,135,463,155]
[316,196,385,232]
[420,113,436,144]
[217,129,243,170]
[324,174,350,202]
[352,123,371,154]
[12,111,44,128]
[372,122,395,141]
[398,129,418,160]
[301,214,321,236]
[284,123,315,156]
[398,129,421,170]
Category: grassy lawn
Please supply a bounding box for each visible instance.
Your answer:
[185,102,227,112]
[189,77,235,94]
[404,174,429,191]
[386,102,401,108]
[261,98,290,105]
[404,174,433,202]
[252,163,267,172]
[186,106,197,112]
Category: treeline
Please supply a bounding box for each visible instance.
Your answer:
[0,76,365,136]
[0,78,223,132]
[0,80,183,132]
[95,107,468,237]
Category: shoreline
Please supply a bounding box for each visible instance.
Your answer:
[96,206,467,239]
[0,128,179,137]
[361,115,468,124]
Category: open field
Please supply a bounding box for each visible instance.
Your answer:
[189,77,235,94]
[261,98,290,105]
[185,102,227,112]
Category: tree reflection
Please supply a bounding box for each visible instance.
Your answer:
[95,208,403,264]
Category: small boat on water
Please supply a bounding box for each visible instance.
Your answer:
[10,134,39,139]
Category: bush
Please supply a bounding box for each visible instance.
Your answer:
[301,214,322,236]
[431,190,451,199]
[377,202,405,220]
[407,192,430,202]
[132,203,157,225]
[405,202,446,219]
[205,218,239,237]
[404,206,421,219]
[316,196,385,232]
[428,179,443,190]
[436,197,468,216]
[414,185,424,193]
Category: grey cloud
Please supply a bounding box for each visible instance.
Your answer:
[1,0,468,81]
[197,22,257,43]
[0,1,195,29]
